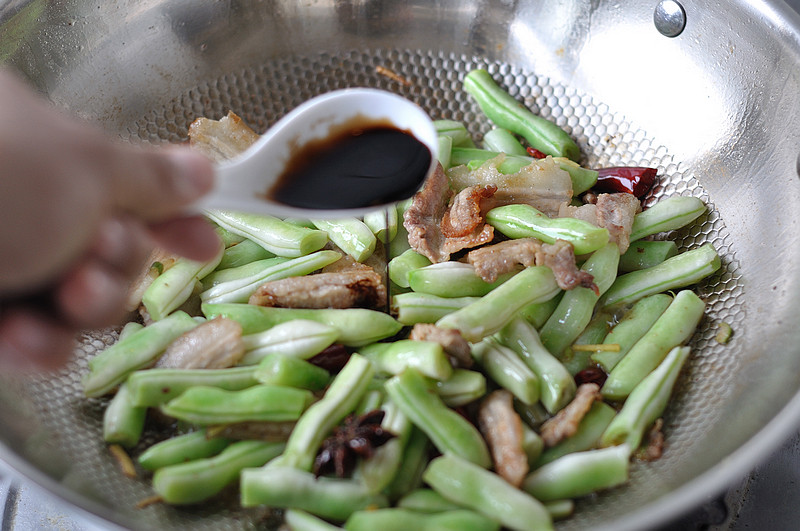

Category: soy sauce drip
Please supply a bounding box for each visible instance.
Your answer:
[267,118,432,210]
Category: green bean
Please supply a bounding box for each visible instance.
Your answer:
[537,402,617,466]
[539,243,620,357]
[434,119,475,148]
[397,488,463,513]
[602,346,690,449]
[202,303,402,346]
[482,127,528,156]
[345,508,500,531]
[254,354,330,391]
[384,426,430,501]
[214,224,246,247]
[84,311,198,398]
[496,317,576,414]
[103,383,146,448]
[521,422,545,465]
[126,366,260,407]
[354,400,413,493]
[279,354,374,471]
[424,452,553,531]
[519,293,563,330]
[154,440,284,504]
[553,157,598,195]
[471,339,540,405]
[392,293,479,326]
[464,68,580,161]
[521,445,630,501]
[216,238,276,270]
[388,249,432,289]
[385,369,491,468]
[408,262,513,298]
[363,207,398,244]
[436,265,560,342]
[602,290,704,401]
[360,340,453,381]
[486,204,610,255]
[138,430,230,471]
[561,311,614,375]
[118,321,143,341]
[284,509,343,531]
[592,294,673,372]
[200,250,342,304]
[618,240,679,273]
[206,209,328,258]
[240,465,389,521]
[201,256,288,291]
[240,319,340,364]
[435,369,487,407]
[545,499,575,521]
[390,200,413,259]
[354,389,385,416]
[311,218,376,262]
[142,242,224,321]
[160,384,314,425]
[437,134,453,168]
[600,243,720,308]
[629,196,706,242]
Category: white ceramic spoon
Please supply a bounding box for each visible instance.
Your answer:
[195,88,438,219]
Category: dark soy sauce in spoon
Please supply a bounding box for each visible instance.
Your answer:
[267,116,432,210]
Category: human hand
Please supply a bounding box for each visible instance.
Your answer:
[0,69,220,371]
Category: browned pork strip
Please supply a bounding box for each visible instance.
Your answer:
[478,390,529,487]
[409,323,473,368]
[441,185,497,238]
[540,383,602,447]
[188,111,260,162]
[155,316,245,369]
[248,269,386,309]
[466,237,596,291]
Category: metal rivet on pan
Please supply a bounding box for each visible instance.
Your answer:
[654,0,687,38]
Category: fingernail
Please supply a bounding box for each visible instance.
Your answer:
[165,149,215,202]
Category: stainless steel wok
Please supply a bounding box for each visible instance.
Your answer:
[2,0,800,529]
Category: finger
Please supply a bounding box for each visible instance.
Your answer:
[148,215,222,262]
[88,216,154,278]
[0,310,74,372]
[56,259,131,329]
[106,145,215,221]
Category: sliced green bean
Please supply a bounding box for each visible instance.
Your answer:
[521,422,545,465]
[214,224,246,247]
[397,488,464,513]
[126,366,260,407]
[471,339,540,405]
[521,445,630,501]
[602,346,690,450]
[103,383,146,448]
[354,389,385,416]
[390,200,413,259]
[618,240,679,273]
[434,119,475,148]
[353,400,412,494]
[436,265,560,342]
[363,207,398,244]
[602,290,705,401]
[464,68,580,160]
[519,293,563,330]
[545,499,575,521]
[279,354,374,471]
[202,303,402,346]
[118,321,143,341]
[537,402,617,466]
[496,317,576,414]
[240,465,389,521]
[311,218,376,262]
[345,508,500,531]
[201,256,288,291]
[408,262,513,298]
[437,134,453,168]
[392,293,479,326]
[138,430,230,471]
[154,440,284,504]
[600,243,720,308]
[216,238,276,270]
[284,509,343,531]
[84,311,198,398]
[561,311,614,375]
[486,204,609,255]
[553,157,598,195]
[142,243,224,320]
[240,319,340,364]
[160,384,314,425]
[592,294,673,372]
[385,369,491,468]
[630,196,706,242]
[200,250,342,304]
[254,354,330,391]
[482,127,528,156]
[206,209,328,258]
[384,426,430,501]
[424,452,553,531]
[360,340,453,381]
[388,249,432,289]
[435,369,487,407]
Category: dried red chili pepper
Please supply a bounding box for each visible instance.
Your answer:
[574,366,608,387]
[525,146,548,159]
[594,167,657,198]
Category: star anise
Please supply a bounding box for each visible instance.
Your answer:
[312,409,396,478]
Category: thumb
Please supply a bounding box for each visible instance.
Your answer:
[107,145,215,221]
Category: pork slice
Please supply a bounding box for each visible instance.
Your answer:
[248,269,386,309]
[477,390,529,487]
[595,193,641,254]
[441,185,497,238]
[538,240,597,292]
[188,111,260,162]
[409,323,473,368]
[155,316,245,369]
[540,383,601,447]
